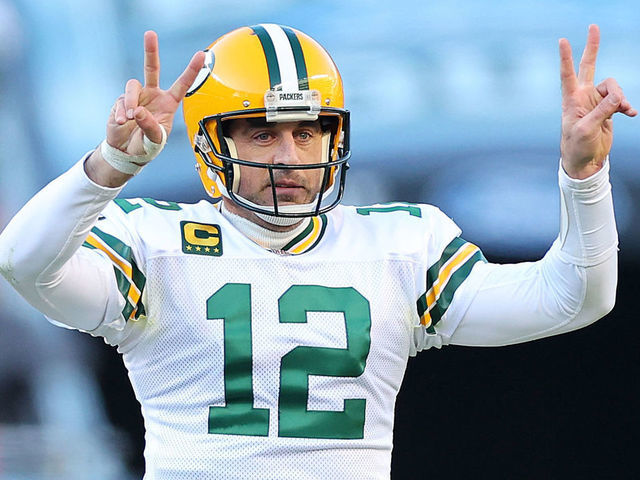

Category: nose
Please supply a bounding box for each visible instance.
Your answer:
[273,133,302,165]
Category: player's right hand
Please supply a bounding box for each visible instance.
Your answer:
[107,30,205,155]
[85,32,204,187]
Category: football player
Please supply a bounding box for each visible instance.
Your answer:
[0,24,635,479]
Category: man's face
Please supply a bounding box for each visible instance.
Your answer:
[225,119,325,208]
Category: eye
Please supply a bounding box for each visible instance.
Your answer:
[254,132,273,142]
[296,130,315,141]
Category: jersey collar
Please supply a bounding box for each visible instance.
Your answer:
[280,214,328,255]
[218,201,328,255]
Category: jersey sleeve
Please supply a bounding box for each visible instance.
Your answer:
[417,236,487,332]
[413,160,617,350]
[79,201,148,338]
[0,157,148,346]
[410,207,489,353]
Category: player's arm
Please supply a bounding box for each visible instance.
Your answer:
[446,159,616,346]
[0,160,126,331]
[438,25,634,346]
[0,32,204,332]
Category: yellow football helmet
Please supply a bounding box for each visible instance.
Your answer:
[182,24,350,217]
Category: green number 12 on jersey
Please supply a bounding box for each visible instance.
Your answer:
[206,283,372,440]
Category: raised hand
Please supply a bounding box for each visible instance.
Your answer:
[559,24,636,179]
[86,31,204,186]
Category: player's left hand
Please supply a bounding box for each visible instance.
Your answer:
[559,24,636,179]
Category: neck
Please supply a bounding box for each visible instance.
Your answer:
[220,200,311,251]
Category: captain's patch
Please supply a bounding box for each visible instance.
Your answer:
[181,221,223,256]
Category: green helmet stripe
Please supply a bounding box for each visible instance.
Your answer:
[251,25,282,90]
[281,26,309,90]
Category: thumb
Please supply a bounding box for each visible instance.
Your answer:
[586,93,621,125]
[134,106,165,143]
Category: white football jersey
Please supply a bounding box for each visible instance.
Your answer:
[81,198,485,480]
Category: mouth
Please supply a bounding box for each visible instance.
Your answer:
[271,179,304,194]
[267,179,307,204]
[273,179,302,188]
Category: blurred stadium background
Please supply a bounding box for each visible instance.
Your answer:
[1,0,639,478]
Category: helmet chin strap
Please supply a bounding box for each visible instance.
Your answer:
[214,178,314,226]
[255,211,309,227]
[210,132,335,225]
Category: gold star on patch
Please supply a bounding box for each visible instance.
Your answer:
[214,247,219,253]
[195,246,201,252]
[205,247,211,252]
[186,245,192,251]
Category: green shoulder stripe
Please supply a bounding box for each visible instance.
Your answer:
[83,226,146,321]
[89,227,146,294]
[425,237,467,293]
[421,250,485,333]
[417,237,486,333]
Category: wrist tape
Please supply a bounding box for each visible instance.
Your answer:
[100,125,167,175]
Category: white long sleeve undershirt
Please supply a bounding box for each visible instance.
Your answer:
[0,156,617,347]
[432,159,617,347]
[0,155,125,332]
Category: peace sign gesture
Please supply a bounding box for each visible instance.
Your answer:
[87,31,205,187]
[559,25,636,179]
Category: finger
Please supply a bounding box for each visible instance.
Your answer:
[113,95,127,125]
[581,92,622,128]
[559,38,578,96]
[168,50,206,102]
[614,100,637,117]
[596,78,638,116]
[144,30,160,88]
[124,79,142,120]
[577,24,600,85]
[133,106,163,143]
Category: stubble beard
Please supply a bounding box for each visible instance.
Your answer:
[244,170,322,207]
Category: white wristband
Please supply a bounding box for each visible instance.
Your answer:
[100,125,167,175]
